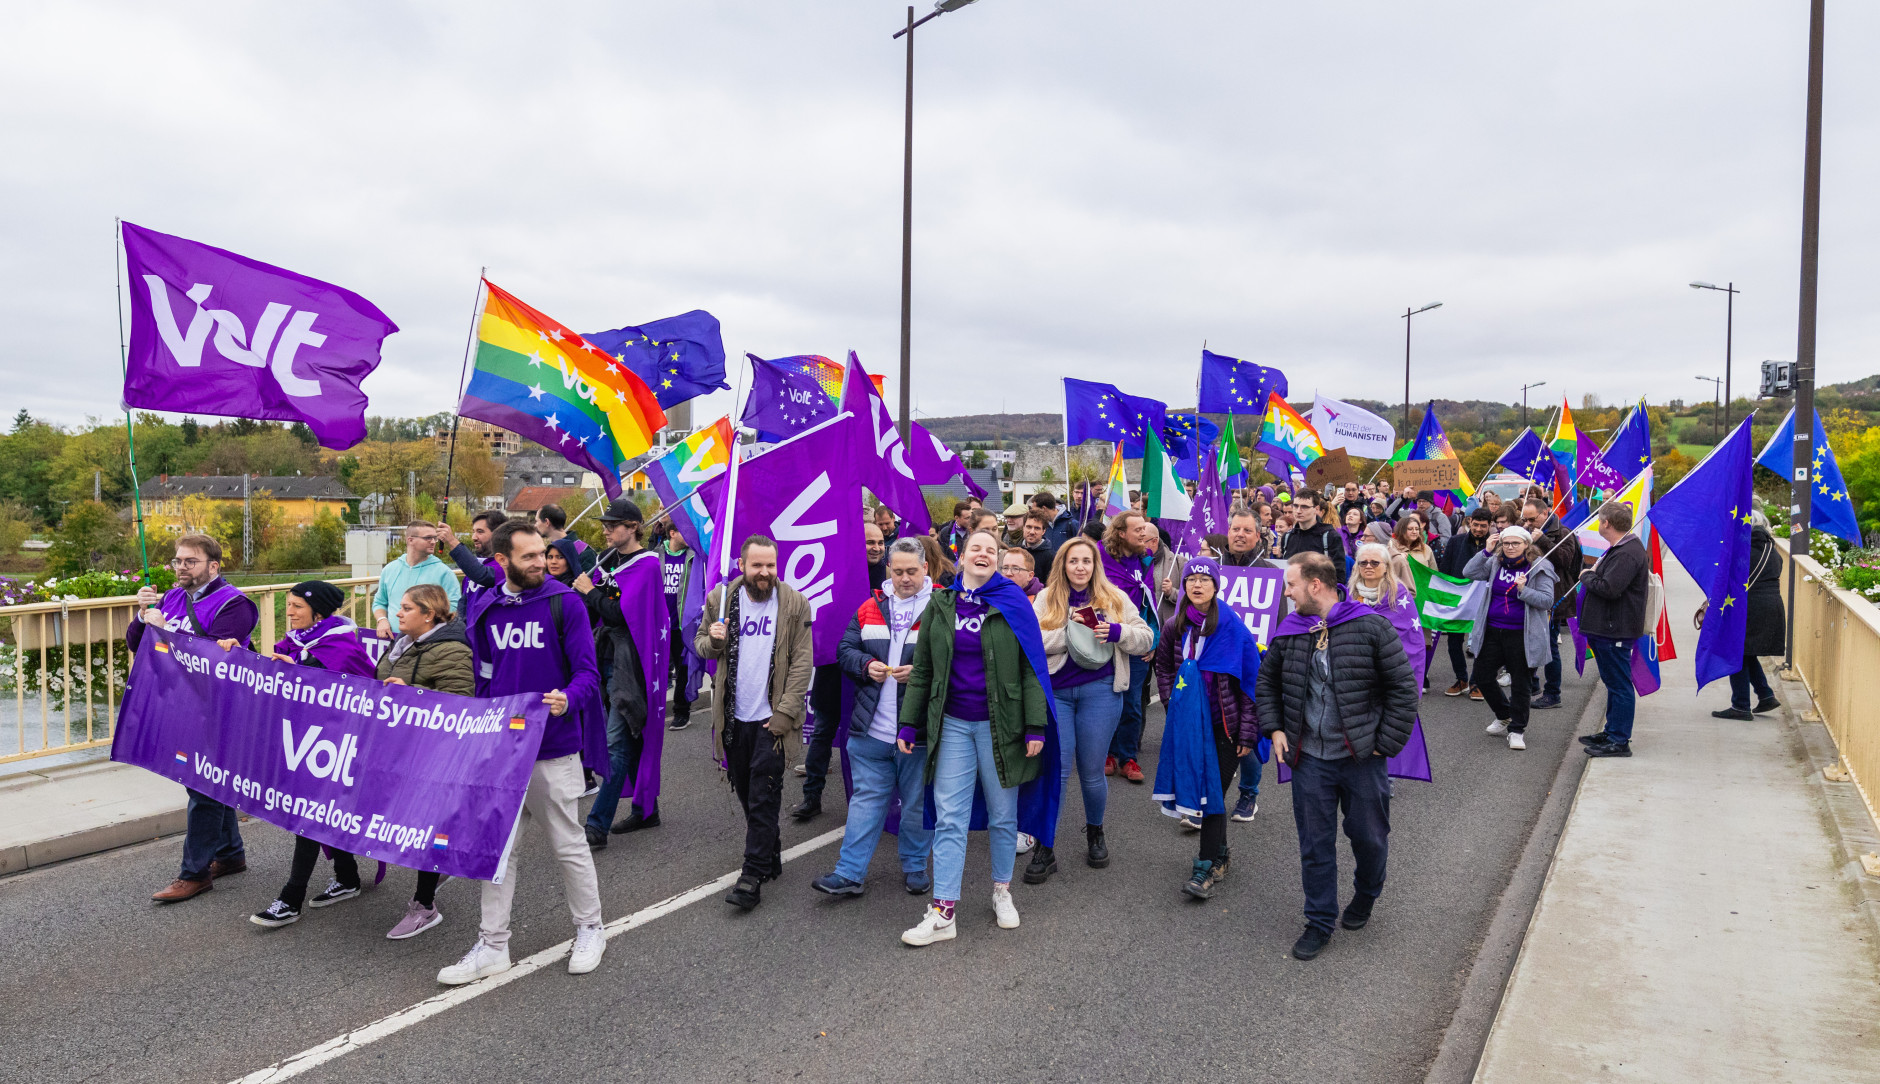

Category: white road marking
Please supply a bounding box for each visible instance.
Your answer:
[231,827,846,1084]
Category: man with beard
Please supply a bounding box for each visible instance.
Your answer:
[440,521,607,984]
[1020,510,1056,582]
[865,522,889,592]
[137,533,261,904]
[439,511,508,612]
[576,499,665,847]
[699,536,816,909]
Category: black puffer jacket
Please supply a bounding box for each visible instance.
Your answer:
[1256,610,1418,762]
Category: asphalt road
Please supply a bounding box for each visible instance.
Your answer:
[0,662,1597,1084]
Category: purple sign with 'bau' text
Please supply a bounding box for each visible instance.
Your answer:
[111,628,547,882]
[1215,564,1288,647]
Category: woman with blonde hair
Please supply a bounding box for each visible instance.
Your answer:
[1391,514,1438,573]
[1027,537,1154,880]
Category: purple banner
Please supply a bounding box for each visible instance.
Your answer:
[122,221,397,450]
[699,414,870,665]
[1214,564,1288,647]
[111,628,547,881]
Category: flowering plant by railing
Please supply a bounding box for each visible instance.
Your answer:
[1805,533,1880,605]
[0,569,175,609]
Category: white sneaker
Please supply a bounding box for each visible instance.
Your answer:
[1485,720,1509,737]
[1179,816,1202,832]
[1016,832,1036,853]
[1507,731,1527,751]
[437,939,510,985]
[992,885,1020,930]
[901,906,957,946]
[1498,672,1512,688]
[568,923,606,975]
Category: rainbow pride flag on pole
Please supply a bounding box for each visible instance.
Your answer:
[459,279,666,497]
[646,415,734,553]
[1254,394,1325,472]
[1104,442,1130,518]
[1407,402,1476,510]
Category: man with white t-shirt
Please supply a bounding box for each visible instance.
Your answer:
[696,535,815,910]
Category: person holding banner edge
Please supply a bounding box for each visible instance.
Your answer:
[439,520,608,985]
[136,533,261,904]
[247,580,379,928]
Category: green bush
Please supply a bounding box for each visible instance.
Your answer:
[259,510,346,571]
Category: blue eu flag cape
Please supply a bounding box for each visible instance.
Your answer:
[1152,608,1267,819]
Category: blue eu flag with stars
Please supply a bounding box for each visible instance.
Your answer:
[1600,401,1654,476]
[582,309,728,410]
[1064,378,1165,457]
[1652,413,1757,690]
[1197,350,1287,416]
[1756,407,1863,547]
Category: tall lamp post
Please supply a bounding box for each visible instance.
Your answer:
[1689,281,1740,429]
[892,0,982,443]
[1695,375,1723,443]
[1521,381,1547,429]
[1401,301,1443,437]
[1786,0,1826,674]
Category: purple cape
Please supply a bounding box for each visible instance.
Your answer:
[1273,593,1432,783]
[274,615,377,678]
[613,549,672,808]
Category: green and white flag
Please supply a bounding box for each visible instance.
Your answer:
[1142,427,1193,521]
[1406,560,1482,634]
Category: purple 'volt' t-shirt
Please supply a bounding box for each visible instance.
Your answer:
[1488,560,1529,630]
[944,592,990,722]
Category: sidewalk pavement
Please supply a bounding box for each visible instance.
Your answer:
[0,759,187,875]
[1474,550,1880,1081]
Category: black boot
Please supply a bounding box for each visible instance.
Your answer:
[1023,845,1057,884]
[1086,824,1110,869]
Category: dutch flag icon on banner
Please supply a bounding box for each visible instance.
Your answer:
[433,834,450,851]
[174,751,187,765]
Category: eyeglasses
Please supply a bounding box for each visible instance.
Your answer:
[169,557,207,569]
[1356,559,1384,567]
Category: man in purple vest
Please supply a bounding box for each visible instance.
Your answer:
[135,533,261,904]
[439,520,609,984]
[439,510,508,613]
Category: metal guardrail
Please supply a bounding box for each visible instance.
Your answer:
[1779,541,1880,826]
[0,576,383,766]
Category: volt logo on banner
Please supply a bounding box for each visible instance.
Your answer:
[489,621,547,650]
[282,721,359,784]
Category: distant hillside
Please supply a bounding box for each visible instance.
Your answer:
[918,413,1063,445]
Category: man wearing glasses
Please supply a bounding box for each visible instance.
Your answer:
[129,533,261,904]
[371,521,462,639]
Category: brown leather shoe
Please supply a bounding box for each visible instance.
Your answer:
[152,877,213,903]
[209,858,247,878]
[1122,759,1145,784]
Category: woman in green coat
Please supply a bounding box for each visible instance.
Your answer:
[896,529,1055,947]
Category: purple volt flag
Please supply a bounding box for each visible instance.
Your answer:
[607,549,672,809]
[697,414,871,665]
[121,222,396,450]
[112,628,546,881]
[1575,440,1630,494]
[740,353,843,443]
[906,419,986,498]
[839,352,934,535]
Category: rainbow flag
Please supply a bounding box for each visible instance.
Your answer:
[1103,442,1130,517]
[1548,399,1581,484]
[1254,393,1325,471]
[647,415,735,553]
[1407,402,1476,510]
[1575,465,1652,558]
[459,279,666,497]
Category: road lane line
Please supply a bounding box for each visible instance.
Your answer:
[231,827,846,1084]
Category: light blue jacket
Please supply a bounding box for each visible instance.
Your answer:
[372,553,461,618]
[1462,547,1557,667]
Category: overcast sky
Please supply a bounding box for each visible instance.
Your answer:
[6,1,1878,437]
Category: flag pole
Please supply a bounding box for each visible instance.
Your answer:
[717,356,749,623]
[1060,378,1071,502]
[113,219,152,584]
[440,269,487,522]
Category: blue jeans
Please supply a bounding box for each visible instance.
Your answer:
[930,715,1019,902]
[1588,635,1636,744]
[1053,680,1125,826]
[1728,653,1773,712]
[1290,753,1390,935]
[1107,654,1153,763]
[801,663,843,806]
[1238,748,1262,802]
[180,789,244,881]
[832,733,933,882]
[586,702,649,833]
[1543,618,1563,697]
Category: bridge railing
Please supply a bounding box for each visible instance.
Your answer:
[0,577,383,766]
[1779,541,1880,825]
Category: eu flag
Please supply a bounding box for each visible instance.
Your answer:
[1652,413,1757,690]
[1494,428,1555,490]
[1755,407,1863,546]
[1064,378,1165,457]
[1600,401,1654,476]
[583,310,728,409]
[1197,351,1287,415]
[1167,412,1221,481]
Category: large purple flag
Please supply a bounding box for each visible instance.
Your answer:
[611,549,672,808]
[112,628,546,881]
[906,420,986,498]
[121,222,396,450]
[839,352,934,534]
[740,353,841,443]
[698,414,870,666]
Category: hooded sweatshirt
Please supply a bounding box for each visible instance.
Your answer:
[869,578,933,743]
[467,576,603,766]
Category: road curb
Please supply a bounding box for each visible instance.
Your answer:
[0,760,190,877]
[1422,679,1600,1084]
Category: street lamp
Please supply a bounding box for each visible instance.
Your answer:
[1695,375,1723,444]
[1689,281,1740,429]
[1521,381,1547,430]
[892,0,983,443]
[1401,302,1443,436]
